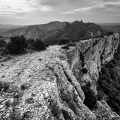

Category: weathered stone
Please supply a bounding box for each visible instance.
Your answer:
[0,33,119,120]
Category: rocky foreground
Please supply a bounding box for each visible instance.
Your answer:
[0,33,120,120]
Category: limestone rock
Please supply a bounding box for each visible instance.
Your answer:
[0,33,120,120]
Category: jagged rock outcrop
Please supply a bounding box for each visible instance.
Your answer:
[0,33,119,120]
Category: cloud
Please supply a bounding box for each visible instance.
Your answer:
[104,1,120,6]
[61,11,74,14]
[0,0,120,24]
[62,4,105,14]
[0,0,35,15]
[61,0,120,14]
[39,6,53,11]
[75,4,105,12]
[0,0,53,15]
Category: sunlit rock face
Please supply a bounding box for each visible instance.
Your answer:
[67,33,119,94]
[0,33,119,120]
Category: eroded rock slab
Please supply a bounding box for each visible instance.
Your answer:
[0,33,120,120]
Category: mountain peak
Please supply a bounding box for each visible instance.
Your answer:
[1,21,104,45]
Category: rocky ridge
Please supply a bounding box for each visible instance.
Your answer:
[1,21,104,45]
[0,33,119,120]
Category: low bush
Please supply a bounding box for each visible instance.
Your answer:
[21,83,30,91]
[59,38,70,45]
[48,99,61,119]
[33,39,46,51]
[6,36,27,54]
[26,97,34,104]
[82,83,97,110]
[61,45,69,50]
[5,36,46,55]
[61,109,72,120]
[0,81,10,92]
[27,39,35,50]
[0,39,6,47]
[66,41,76,46]
[105,32,113,36]
[82,68,88,74]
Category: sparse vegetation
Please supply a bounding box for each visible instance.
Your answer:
[61,109,73,120]
[61,41,76,50]
[59,38,70,45]
[61,45,69,50]
[48,99,61,119]
[33,39,46,51]
[27,38,46,51]
[27,38,35,50]
[9,108,22,120]
[97,43,120,115]
[105,31,113,36]
[82,68,88,74]
[0,39,6,47]
[26,97,34,104]
[0,81,10,92]
[82,82,97,110]
[6,36,27,54]
[20,83,30,91]
[5,100,11,108]
[0,36,47,59]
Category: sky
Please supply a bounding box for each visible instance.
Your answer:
[0,0,120,25]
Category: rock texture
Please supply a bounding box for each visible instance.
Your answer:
[0,33,119,120]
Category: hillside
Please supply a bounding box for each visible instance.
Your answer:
[0,33,119,120]
[98,23,120,34]
[1,21,104,45]
[0,24,25,35]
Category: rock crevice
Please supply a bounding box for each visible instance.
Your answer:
[0,33,119,120]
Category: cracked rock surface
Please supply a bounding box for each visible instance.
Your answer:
[0,33,120,120]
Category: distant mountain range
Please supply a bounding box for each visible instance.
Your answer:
[98,23,120,34]
[0,21,116,45]
[0,24,26,36]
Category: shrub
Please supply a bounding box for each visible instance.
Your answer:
[44,44,49,48]
[6,36,27,54]
[80,52,85,67]
[59,38,70,45]
[48,99,60,119]
[105,32,113,36]
[27,39,35,50]
[97,91,106,101]
[33,39,46,51]
[0,39,6,47]
[22,111,32,119]
[61,109,72,120]
[9,108,22,120]
[26,97,34,104]
[82,68,88,74]
[0,81,10,92]
[66,41,76,46]
[61,45,69,50]
[82,83,97,110]
[61,41,76,50]
[21,83,30,91]
[5,100,11,108]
